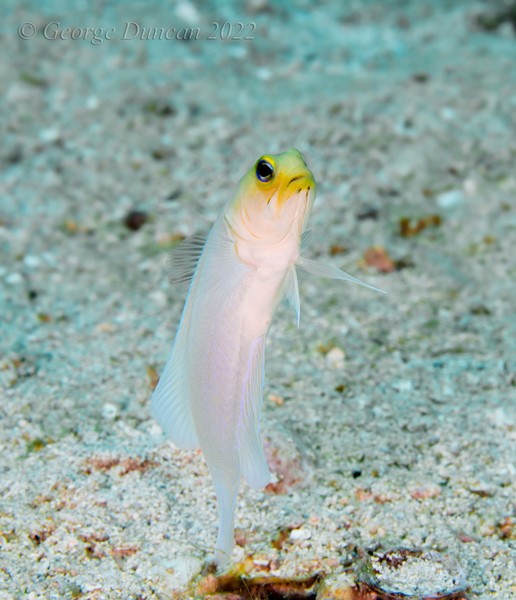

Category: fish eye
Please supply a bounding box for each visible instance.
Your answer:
[256,159,274,183]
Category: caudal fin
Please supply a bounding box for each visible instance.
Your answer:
[213,475,239,566]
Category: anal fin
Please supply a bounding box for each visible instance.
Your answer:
[238,336,271,489]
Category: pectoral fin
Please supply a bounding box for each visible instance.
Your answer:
[301,229,313,252]
[239,336,271,489]
[297,256,387,294]
[284,265,300,327]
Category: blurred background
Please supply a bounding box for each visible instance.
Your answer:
[0,1,514,598]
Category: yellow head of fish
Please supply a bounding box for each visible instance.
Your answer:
[226,148,316,244]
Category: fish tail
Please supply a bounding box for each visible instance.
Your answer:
[212,472,240,566]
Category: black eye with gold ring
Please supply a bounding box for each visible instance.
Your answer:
[256,159,274,182]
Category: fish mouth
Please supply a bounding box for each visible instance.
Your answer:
[276,173,315,208]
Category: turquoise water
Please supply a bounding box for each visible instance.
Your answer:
[1,1,515,598]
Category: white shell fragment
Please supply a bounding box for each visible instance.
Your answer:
[356,548,468,599]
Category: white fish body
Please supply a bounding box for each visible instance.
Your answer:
[151,149,385,564]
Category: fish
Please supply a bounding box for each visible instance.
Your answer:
[151,148,385,565]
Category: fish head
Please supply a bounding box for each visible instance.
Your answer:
[226,148,316,244]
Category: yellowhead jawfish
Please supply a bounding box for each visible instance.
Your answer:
[151,149,384,564]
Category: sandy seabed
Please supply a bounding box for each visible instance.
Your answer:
[0,1,514,598]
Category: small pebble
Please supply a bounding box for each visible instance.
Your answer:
[86,96,99,110]
[441,107,456,120]
[175,1,201,24]
[5,272,23,285]
[102,403,118,420]
[229,45,247,59]
[5,145,23,164]
[23,255,41,269]
[437,189,464,209]
[463,178,477,195]
[166,189,182,201]
[358,548,467,598]
[150,290,167,308]
[410,486,442,500]
[363,246,395,273]
[253,558,270,567]
[326,347,345,369]
[256,67,272,81]
[169,555,203,586]
[95,322,116,333]
[247,0,270,14]
[393,379,413,392]
[269,394,285,406]
[123,210,148,231]
[290,527,311,541]
[39,128,60,143]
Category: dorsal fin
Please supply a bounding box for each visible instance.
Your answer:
[168,233,207,285]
